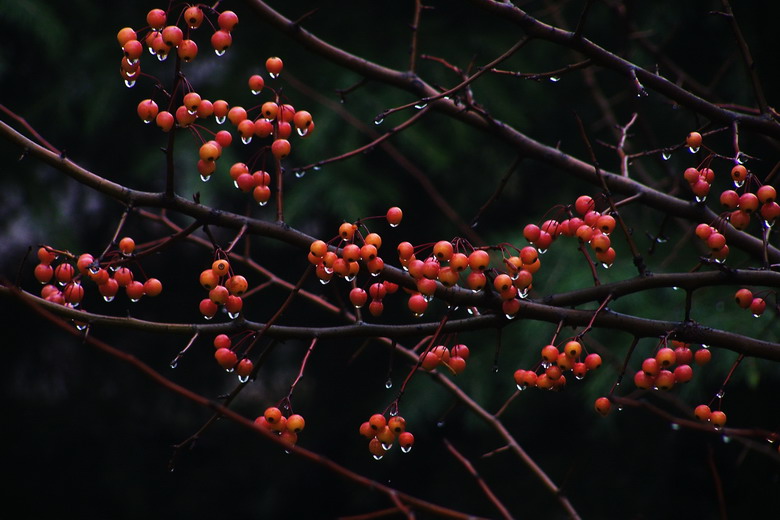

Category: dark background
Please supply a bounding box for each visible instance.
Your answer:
[2,1,780,518]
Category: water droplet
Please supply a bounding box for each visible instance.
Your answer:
[251,89,262,95]
[297,127,308,137]
[319,277,330,285]
[170,360,178,369]
[714,257,726,264]
[238,374,249,383]
[295,170,306,178]
[549,76,560,82]
[269,72,279,79]
[257,200,268,207]
[519,288,529,299]
[655,236,668,243]
[617,406,623,412]
[312,165,322,171]
[688,146,700,154]
[203,314,214,320]
[661,151,672,161]
[575,374,585,380]
[715,390,725,399]
[516,384,526,391]
[695,195,707,203]
[504,313,516,320]
[401,445,413,453]
[130,297,140,303]
[414,102,427,110]
[324,266,334,275]
[228,311,240,319]
[75,322,87,331]
[233,180,239,189]
[370,271,380,277]
[374,116,384,125]
[200,174,211,182]
[736,153,747,165]
[733,179,745,188]
[187,107,197,116]
[103,295,115,302]
[372,454,383,461]
[215,115,226,124]
[537,248,547,255]
[156,52,168,62]
[752,313,762,318]
[241,135,252,145]
[225,367,235,373]
[701,344,710,349]
[385,379,393,389]
[672,286,679,291]
[389,222,399,228]
[601,262,612,269]
[147,46,156,55]
[124,79,136,88]
[670,422,680,430]
[381,442,393,450]
[345,274,356,282]
[412,312,423,318]
[215,49,226,56]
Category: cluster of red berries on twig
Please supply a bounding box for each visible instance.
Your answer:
[734,288,770,317]
[514,339,603,392]
[359,413,415,460]
[33,238,163,322]
[255,406,306,448]
[198,257,246,320]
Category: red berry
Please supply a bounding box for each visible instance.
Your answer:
[146,8,167,30]
[143,278,163,297]
[710,410,727,428]
[265,57,284,77]
[750,297,766,316]
[213,334,231,350]
[217,11,239,31]
[694,348,712,365]
[694,404,711,421]
[184,6,204,28]
[734,288,753,308]
[408,293,428,316]
[248,74,264,94]
[349,287,368,308]
[211,30,232,55]
[271,139,291,159]
[368,413,386,431]
[685,131,702,148]
[386,207,403,226]
[594,397,612,416]
[137,99,159,123]
[178,39,198,62]
[34,263,54,284]
[584,353,602,371]
[214,347,237,370]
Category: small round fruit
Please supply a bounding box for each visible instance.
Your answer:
[694,404,711,421]
[119,236,136,255]
[265,56,283,77]
[710,410,727,428]
[212,259,230,277]
[214,347,237,370]
[685,131,702,148]
[594,397,612,416]
[143,278,163,297]
[386,207,403,226]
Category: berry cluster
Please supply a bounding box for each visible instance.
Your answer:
[118,6,238,86]
[307,208,403,315]
[254,406,306,448]
[632,340,710,391]
[121,7,315,193]
[359,413,414,460]
[513,339,603,391]
[419,343,470,375]
[693,404,728,429]
[734,288,769,317]
[33,238,162,313]
[523,194,618,268]
[212,333,254,380]
[198,257,247,320]
[694,223,730,262]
